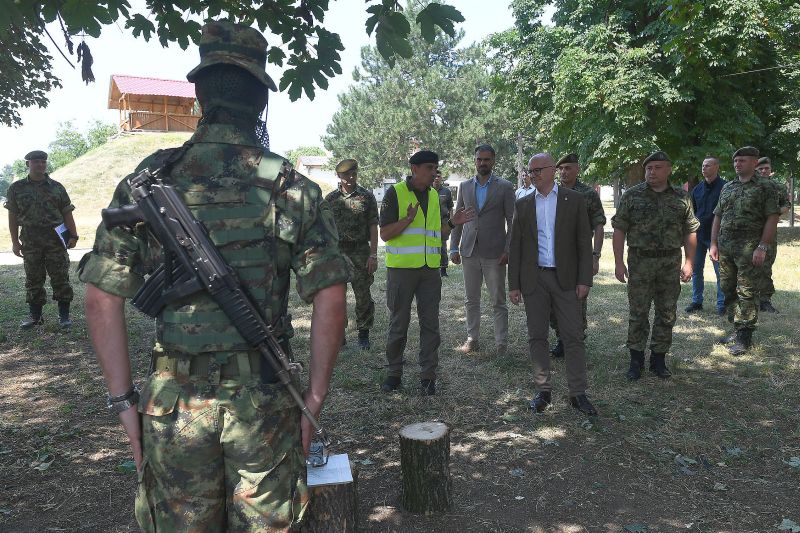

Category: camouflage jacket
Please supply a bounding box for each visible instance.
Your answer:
[79,123,350,353]
[566,179,606,231]
[324,184,378,244]
[3,175,74,227]
[714,175,780,242]
[436,185,453,220]
[767,178,790,211]
[612,182,699,250]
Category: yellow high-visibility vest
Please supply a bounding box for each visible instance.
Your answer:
[385,180,441,268]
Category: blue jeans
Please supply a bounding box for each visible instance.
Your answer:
[692,238,724,311]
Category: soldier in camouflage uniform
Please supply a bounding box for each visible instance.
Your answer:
[4,150,78,329]
[711,147,780,355]
[79,21,349,532]
[550,153,606,358]
[325,158,378,349]
[434,170,453,276]
[754,156,790,313]
[612,151,699,380]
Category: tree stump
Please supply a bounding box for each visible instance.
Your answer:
[399,421,452,513]
[300,461,359,532]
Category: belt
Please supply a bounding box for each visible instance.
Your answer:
[629,248,680,258]
[152,351,278,383]
[537,266,557,271]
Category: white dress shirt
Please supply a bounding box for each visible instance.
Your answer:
[515,185,534,200]
[535,183,558,267]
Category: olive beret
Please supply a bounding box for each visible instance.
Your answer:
[757,156,771,166]
[556,153,579,167]
[335,159,358,173]
[409,150,439,165]
[642,151,671,167]
[24,150,48,161]
[732,146,759,158]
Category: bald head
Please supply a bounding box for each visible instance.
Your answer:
[527,153,557,193]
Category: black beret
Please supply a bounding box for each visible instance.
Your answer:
[24,150,48,161]
[757,156,771,166]
[335,159,358,173]
[556,153,579,167]
[642,151,671,167]
[409,150,439,165]
[732,146,759,158]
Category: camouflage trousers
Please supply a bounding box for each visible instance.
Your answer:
[626,251,682,353]
[758,244,778,300]
[341,245,375,331]
[718,239,762,331]
[550,297,588,339]
[20,227,73,305]
[135,362,309,532]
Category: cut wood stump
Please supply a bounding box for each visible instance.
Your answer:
[399,421,452,513]
[300,461,359,532]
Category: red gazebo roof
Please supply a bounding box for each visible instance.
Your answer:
[110,75,195,98]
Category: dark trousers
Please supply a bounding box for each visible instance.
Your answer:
[523,270,588,395]
[385,267,441,381]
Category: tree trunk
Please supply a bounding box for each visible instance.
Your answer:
[399,422,452,513]
[300,462,359,532]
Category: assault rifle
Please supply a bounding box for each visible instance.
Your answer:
[102,165,330,464]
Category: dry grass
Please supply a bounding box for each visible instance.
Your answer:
[0,227,798,532]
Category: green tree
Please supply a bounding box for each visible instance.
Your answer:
[1,1,463,127]
[86,120,118,150]
[48,121,89,170]
[286,146,327,167]
[492,0,800,184]
[323,1,516,188]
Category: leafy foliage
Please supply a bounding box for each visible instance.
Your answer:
[1,1,463,127]
[47,120,118,171]
[285,145,327,166]
[323,1,517,188]
[492,0,800,183]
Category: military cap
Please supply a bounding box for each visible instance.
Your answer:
[186,20,277,91]
[335,159,358,173]
[24,150,48,161]
[556,153,579,167]
[757,156,771,166]
[642,151,671,167]
[732,146,759,158]
[409,150,439,165]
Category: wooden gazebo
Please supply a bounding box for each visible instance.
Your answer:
[108,75,200,132]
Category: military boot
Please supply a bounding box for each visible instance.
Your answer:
[727,329,753,356]
[716,331,737,345]
[357,329,370,350]
[626,349,645,380]
[20,304,44,330]
[58,302,72,328]
[649,352,672,379]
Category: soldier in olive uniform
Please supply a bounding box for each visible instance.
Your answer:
[612,151,699,380]
[80,21,349,531]
[711,147,780,355]
[754,156,790,313]
[550,153,606,358]
[4,150,78,328]
[434,170,453,276]
[325,158,379,349]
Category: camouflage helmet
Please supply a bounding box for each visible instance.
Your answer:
[186,20,277,91]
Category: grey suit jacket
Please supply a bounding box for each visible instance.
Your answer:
[508,186,593,293]
[450,175,515,259]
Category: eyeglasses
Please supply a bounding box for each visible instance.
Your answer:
[525,166,554,176]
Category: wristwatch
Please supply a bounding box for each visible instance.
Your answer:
[447,219,455,229]
[756,243,769,252]
[106,385,140,415]
[592,251,601,258]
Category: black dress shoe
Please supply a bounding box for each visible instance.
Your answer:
[569,394,597,416]
[381,376,402,392]
[550,339,565,358]
[685,302,703,313]
[529,391,552,412]
[420,379,436,396]
[440,267,448,277]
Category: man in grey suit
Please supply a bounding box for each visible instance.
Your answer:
[509,153,597,416]
[450,144,516,356]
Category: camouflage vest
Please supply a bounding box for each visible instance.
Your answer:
[157,150,294,357]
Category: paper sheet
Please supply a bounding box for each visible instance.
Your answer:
[307,453,353,487]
